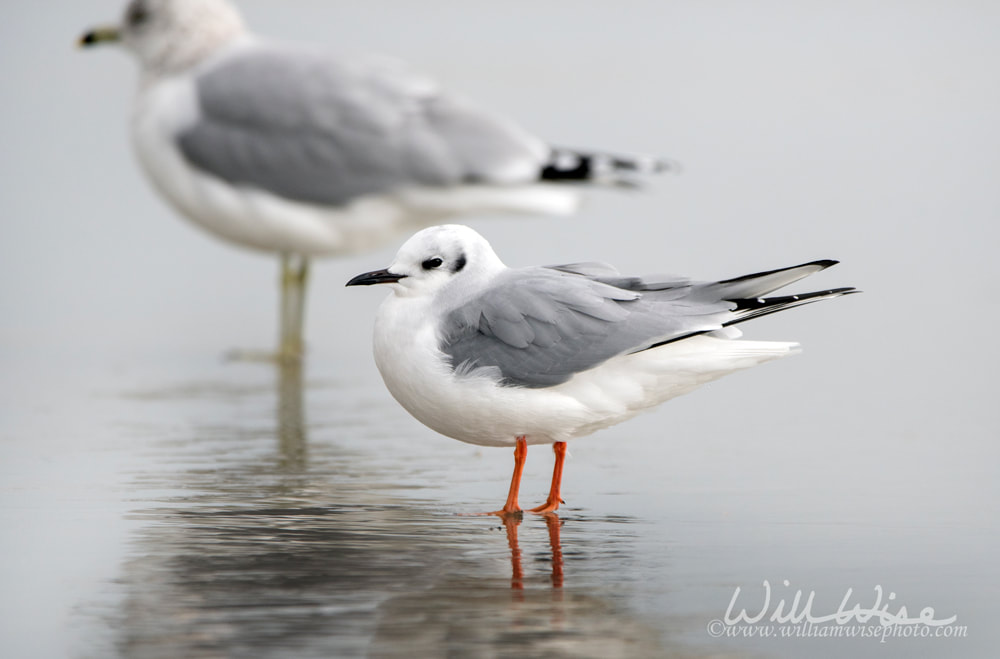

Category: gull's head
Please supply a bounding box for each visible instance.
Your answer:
[347,225,506,298]
[79,0,246,75]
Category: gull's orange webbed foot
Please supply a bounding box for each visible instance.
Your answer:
[478,507,523,519]
[528,498,564,514]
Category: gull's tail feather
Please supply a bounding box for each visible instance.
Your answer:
[540,146,678,187]
[640,261,857,353]
[708,259,841,300]
[716,260,859,325]
[726,287,860,326]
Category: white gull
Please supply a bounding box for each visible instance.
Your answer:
[347,225,857,515]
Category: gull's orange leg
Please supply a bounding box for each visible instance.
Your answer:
[487,436,528,517]
[529,441,567,513]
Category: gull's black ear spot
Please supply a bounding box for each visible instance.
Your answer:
[422,257,444,270]
[453,254,467,273]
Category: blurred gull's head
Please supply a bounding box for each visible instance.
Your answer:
[80,0,246,75]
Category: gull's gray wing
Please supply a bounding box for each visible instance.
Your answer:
[439,260,853,388]
[439,267,731,388]
[176,43,548,206]
[548,263,693,291]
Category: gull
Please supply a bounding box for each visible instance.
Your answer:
[79,0,671,362]
[347,225,857,515]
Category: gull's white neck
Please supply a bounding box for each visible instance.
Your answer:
[371,259,505,410]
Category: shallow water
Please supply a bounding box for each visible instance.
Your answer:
[2,1,999,657]
[2,347,993,657]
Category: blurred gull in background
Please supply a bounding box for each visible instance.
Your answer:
[348,225,857,515]
[78,0,671,362]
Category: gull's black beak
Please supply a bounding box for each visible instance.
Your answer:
[346,269,407,287]
[78,25,121,48]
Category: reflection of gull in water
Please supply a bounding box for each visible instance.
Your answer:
[78,0,671,362]
[275,363,307,471]
[369,514,690,658]
[348,225,858,515]
[110,372,709,656]
[119,362,310,469]
[505,513,565,590]
[117,501,691,657]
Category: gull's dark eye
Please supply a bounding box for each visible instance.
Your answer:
[126,1,150,26]
[422,257,444,270]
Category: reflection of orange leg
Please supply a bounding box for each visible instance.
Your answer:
[543,513,564,588]
[530,442,567,513]
[487,437,528,517]
[501,514,524,590]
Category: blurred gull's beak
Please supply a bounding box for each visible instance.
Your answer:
[78,25,121,48]
[346,269,407,286]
